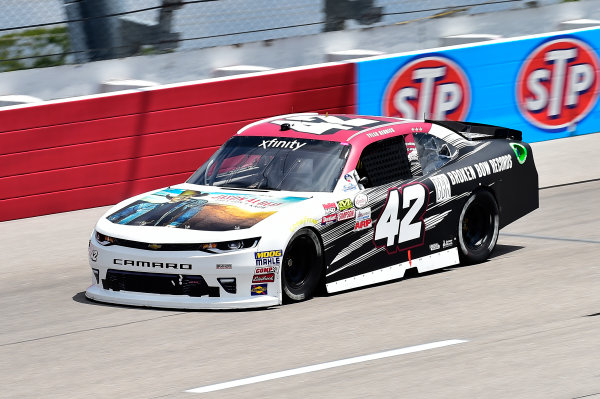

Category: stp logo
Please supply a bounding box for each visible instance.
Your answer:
[383,56,471,120]
[516,38,600,130]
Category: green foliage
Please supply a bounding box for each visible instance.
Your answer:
[0,26,70,72]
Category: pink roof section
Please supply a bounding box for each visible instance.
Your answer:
[237,113,434,172]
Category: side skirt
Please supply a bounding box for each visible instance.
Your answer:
[325,248,460,294]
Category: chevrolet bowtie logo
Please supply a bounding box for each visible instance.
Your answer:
[148,244,162,250]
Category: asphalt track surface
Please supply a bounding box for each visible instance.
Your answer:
[1,135,599,399]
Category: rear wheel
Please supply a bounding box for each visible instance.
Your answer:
[458,190,499,264]
[282,229,323,302]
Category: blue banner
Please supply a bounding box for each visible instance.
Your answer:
[356,28,600,142]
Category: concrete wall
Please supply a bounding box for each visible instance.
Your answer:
[1,0,598,101]
[0,64,355,221]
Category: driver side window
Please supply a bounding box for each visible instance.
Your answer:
[413,133,457,175]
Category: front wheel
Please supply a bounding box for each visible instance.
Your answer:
[458,190,500,264]
[282,229,323,303]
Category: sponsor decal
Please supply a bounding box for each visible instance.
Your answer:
[510,143,528,165]
[321,213,338,225]
[443,239,453,248]
[429,243,440,251]
[383,56,471,120]
[354,193,368,208]
[343,184,358,192]
[211,194,283,209]
[290,217,318,232]
[343,173,354,183]
[356,207,371,221]
[337,198,353,212]
[216,264,232,269]
[107,188,208,228]
[107,188,307,232]
[255,266,278,274]
[446,165,477,184]
[113,259,192,269]
[429,174,451,203]
[516,38,600,130]
[338,208,356,221]
[366,127,395,138]
[487,154,513,174]
[255,250,282,259]
[406,141,419,163]
[445,154,512,186]
[323,202,337,215]
[89,249,98,262]
[373,183,429,254]
[258,138,307,151]
[252,273,275,283]
[354,218,372,231]
[256,258,281,266]
[251,284,268,296]
[255,250,282,266]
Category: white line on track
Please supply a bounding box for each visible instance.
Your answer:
[185,339,468,394]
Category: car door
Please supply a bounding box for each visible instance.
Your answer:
[323,134,429,289]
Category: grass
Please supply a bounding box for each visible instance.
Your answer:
[0,26,70,72]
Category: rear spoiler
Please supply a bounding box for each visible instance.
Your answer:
[426,119,522,141]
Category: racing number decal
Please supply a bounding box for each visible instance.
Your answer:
[374,183,429,253]
[270,115,379,135]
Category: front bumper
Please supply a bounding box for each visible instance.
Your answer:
[85,285,279,309]
[87,235,281,309]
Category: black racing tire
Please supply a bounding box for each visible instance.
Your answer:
[282,228,323,303]
[458,190,500,264]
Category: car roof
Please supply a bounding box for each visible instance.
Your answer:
[236,113,433,144]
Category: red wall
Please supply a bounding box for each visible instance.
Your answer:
[0,64,356,221]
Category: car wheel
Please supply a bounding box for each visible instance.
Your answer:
[458,190,499,264]
[282,229,323,302]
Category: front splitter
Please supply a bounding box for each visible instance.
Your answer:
[85,285,280,310]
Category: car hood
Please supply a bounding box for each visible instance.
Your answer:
[104,185,309,232]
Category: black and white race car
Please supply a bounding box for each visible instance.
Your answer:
[86,113,538,309]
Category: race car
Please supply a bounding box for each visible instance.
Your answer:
[86,113,538,309]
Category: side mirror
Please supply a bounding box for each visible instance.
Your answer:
[439,144,451,157]
[358,176,369,187]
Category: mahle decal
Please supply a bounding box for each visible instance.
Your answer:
[510,143,528,164]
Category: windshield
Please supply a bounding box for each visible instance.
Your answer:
[187,136,350,192]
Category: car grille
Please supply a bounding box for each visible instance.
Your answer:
[107,238,205,251]
[103,269,220,297]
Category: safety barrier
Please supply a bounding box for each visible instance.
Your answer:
[2,27,598,222]
[0,64,355,221]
